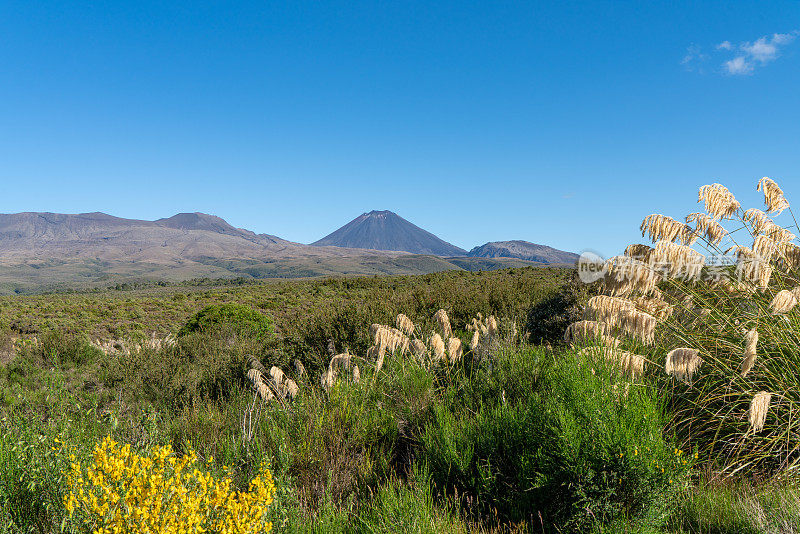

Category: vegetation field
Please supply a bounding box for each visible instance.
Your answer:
[1,254,799,532]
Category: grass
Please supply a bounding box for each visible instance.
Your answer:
[0,265,798,533]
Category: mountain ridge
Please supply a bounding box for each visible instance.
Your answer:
[467,240,579,265]
[0,210,576,293]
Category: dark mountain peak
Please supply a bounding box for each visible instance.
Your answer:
[468,240,579,265]
[312,211,466,256]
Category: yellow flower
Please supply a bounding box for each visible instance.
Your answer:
[63,436,276,533]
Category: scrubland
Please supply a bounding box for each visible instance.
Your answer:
[4,177,800,533]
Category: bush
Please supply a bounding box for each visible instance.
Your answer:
[422,350,691,532]
[64,436,276,533]
[179,303,274,342]
[526,272,598,345]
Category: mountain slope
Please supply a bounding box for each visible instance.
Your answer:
[312,210,466,256]
[467,240,578,265]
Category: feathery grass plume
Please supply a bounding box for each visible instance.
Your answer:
[698,183,741,219]
[247,367,262,385]
[411,338,427,357]
[650,240,705,281]
[617,350,647,379]
[763,221,796,243]
[447,337,463,363]
[749,391,772,433]
[731,246,773,289]
[604,255,661,296]
[369,323,382,339]
[758,177,790,215]
[741,328,759,377]
[585,295,635,328]
[430,333,446,361]
[640,214,697,244]
[487,315,499,337]
[372,324,389,347]
[577,346,646,379]
[665,348,703,383]
[375,348,385,374]
[619,308,657,345]
[293,359,306,378]
[470,330,480,350]
[389,327,410,354]
[396,313,415,336]
[624,244,653,260]
[777,242,800,271]
[434,309,452,340]
[258,383,273,401]
[743,208,772,235]
[284,379,299,400]
[372,325,410,355]
[634,295,674,320]
[770,289,798,315]
[753,234,777,262]
[320,369,335,390]
[352,365,360,383]
[478,320,489,336]
[269,366,285,386]
[564,320,617,346]
[247,368,273,401]
[330,352,352,372]
[686,212,728,245]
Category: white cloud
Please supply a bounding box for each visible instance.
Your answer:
[724,56,753,75]
[681,45,708,71]
[686,31,798,76]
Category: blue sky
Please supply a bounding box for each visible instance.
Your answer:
[1,1,799,256]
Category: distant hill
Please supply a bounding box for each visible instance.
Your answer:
[0,211,574,294]
[467,240,579,265]
[312,210,466,256]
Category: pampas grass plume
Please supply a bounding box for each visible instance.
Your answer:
[447,337,463,363]
[431,333,446,361]
[396,313,415,336]
[698,183,740,219]
[749,391,772,433]
[740,328,758,377]
[434,309,452,339]
[770,290,798,314]
[758,177,790,215]
[665,347,702,383]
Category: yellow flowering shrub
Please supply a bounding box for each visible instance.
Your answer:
[63,436,276,533]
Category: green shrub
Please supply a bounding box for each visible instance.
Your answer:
[422,350,691,532]
[525,271,600,345]
[178,303,273,342]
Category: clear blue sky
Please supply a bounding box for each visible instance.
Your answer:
[1,1,799,256]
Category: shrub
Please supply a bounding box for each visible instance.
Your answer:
[64,436,276,533]
[526,271,597,345]
[422,351,691,531]
[179,303,274,342]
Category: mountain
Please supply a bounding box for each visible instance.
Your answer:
[0,212,290,258]
[312,210,467,256]
[0,211,571,294]
[467,240,579,265]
